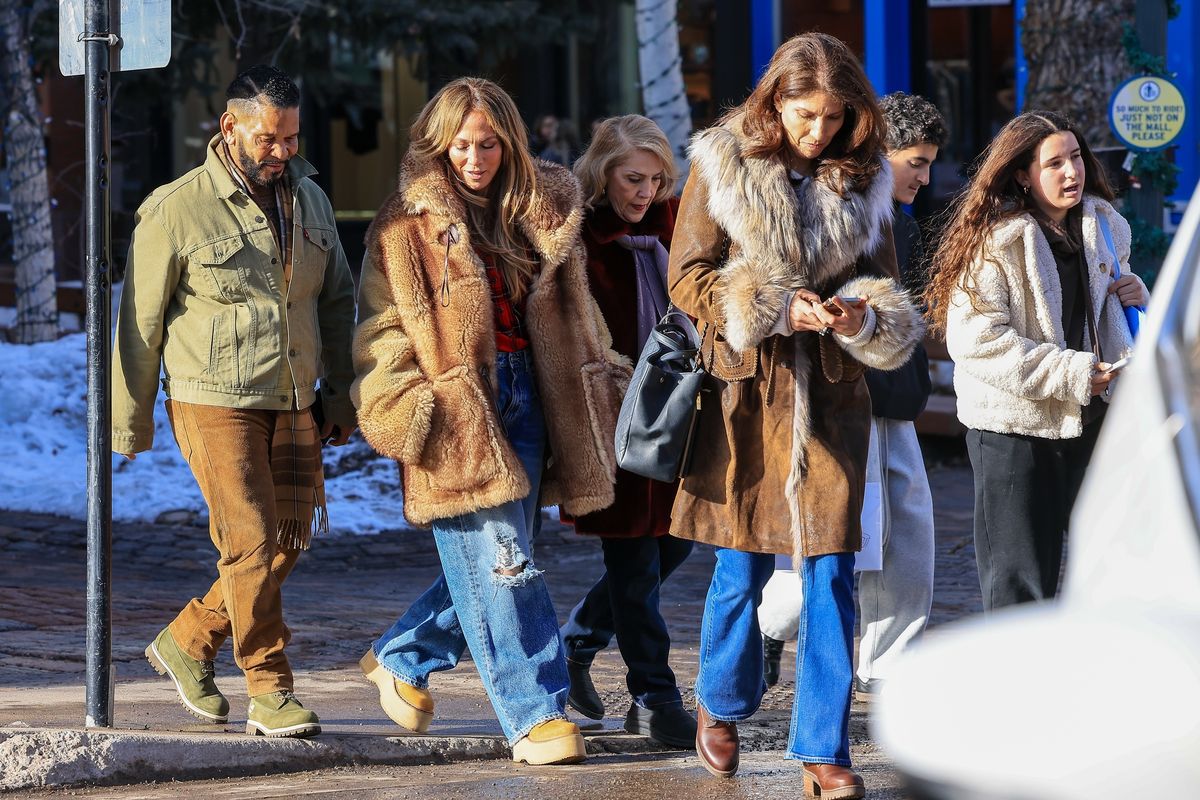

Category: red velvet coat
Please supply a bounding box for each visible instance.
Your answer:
[566,198,680,538]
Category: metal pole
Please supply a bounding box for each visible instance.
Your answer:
[83,0,114,729]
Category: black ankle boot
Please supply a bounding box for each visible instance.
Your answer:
[624,701,697,749]
[763,635,785,687]
[566,659,604,720]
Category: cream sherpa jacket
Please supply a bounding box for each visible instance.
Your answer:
[947,195,1137,439]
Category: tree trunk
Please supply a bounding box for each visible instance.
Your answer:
[635,0,693,184]
[1021,0,1135,147]
[1,0,57,343]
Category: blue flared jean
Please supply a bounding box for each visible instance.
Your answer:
[695,547,856,766]
[370,350,569,744]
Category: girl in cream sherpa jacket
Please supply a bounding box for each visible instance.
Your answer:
[945,194,1136,440]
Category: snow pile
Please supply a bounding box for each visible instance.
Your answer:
[0,334,407,534]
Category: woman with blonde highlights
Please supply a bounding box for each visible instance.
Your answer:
[556,115,697,748]
[352,77,631,765]
[669,33,923,794]
[926,111,1147,610]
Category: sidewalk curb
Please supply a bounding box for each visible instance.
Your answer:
[0,726,673,791]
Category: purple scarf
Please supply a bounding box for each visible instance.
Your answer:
[617,234,671,351]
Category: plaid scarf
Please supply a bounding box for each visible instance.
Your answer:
[214,139,295,284]
[272,408,328,551]
[214,140,323,547]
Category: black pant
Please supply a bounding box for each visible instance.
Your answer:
[966,420,1103,611]
[561,535,693,708]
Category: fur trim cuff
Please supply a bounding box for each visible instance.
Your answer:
[718,255,795,351]
[835,275,923,370]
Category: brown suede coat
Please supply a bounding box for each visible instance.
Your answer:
[352,154,632,527]
[668,121,924,558]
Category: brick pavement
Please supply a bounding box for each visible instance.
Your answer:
[0,453,980,767]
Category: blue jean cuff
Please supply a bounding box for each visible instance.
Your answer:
[372,645,429,690]
[784,753,853,768]
[510,711,568,746]
[697,703,755,723]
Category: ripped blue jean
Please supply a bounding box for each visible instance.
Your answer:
[371,350,569,744]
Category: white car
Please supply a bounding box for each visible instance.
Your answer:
[875,184,1200,800]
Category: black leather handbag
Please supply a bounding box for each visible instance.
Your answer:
[614,308,706,482]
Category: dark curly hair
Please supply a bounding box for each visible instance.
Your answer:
[879,92,948,153]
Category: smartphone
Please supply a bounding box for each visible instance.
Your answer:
[822,296,862,316]
[1103,356,1132,374]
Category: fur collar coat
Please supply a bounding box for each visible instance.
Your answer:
[666,120,924,558]
[352,153,631,526]
[946,195,1136,439]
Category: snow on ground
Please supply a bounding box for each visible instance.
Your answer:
[0,333,407,535]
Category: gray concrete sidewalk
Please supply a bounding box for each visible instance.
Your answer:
[0,460,981,792]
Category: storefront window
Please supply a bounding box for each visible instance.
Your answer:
[782,0,864,55]
[680,0,717,128]
[923,5,1016,208]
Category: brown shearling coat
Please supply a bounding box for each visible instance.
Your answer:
[352,154,632,527]
[667,121,925,558]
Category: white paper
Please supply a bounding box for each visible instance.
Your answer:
[855,481,884,572]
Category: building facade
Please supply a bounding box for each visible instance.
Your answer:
[7,0,1196,281]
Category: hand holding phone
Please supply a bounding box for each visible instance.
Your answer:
[1102,356,1132,374]
[821,296,862,317]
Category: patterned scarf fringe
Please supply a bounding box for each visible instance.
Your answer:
[270,406,327,552]
[277,504,327,552]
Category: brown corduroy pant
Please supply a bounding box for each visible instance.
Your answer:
[164,400,301,696]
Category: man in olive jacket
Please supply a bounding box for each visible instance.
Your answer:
[112,66,355,738]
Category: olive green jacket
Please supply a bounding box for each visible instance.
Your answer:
[112,138,357,454]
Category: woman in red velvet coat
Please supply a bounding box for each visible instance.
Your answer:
[558,115,696,749]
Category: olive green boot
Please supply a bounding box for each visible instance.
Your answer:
[145,627,229,723]
[246,691,321,738]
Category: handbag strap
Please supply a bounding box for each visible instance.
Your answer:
[1096,213,1120,280]
[1097,211,1147,317]
[651,306,703,371]
[658,306,701,345]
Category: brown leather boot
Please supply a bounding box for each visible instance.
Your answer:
[695,704,739,777]
[802,763,865,799]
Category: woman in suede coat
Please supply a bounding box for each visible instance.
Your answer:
[668,34,923,796]
[556,115,697,750]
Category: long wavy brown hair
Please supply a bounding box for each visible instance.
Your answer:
[729,32,885,195]
[924,110,1115,335]
[409,77,540,300]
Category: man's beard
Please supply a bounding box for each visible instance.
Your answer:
[234,139,287,187]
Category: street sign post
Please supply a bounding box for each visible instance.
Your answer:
[1109,75,1187,152]
[59,0,171,77]
[58,0,170,730]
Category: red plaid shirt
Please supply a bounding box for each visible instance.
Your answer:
[477,249,530,352]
